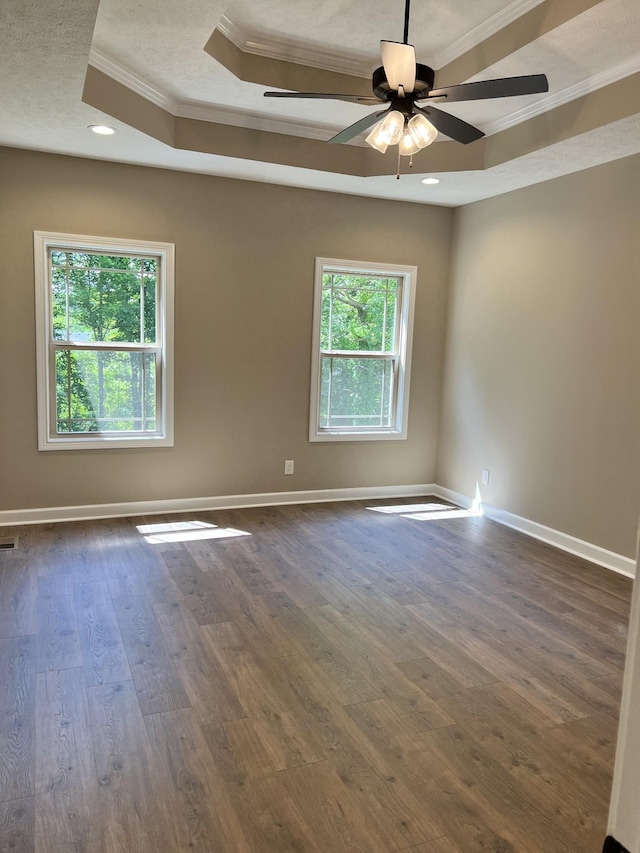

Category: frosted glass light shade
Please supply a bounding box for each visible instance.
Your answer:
[380,41,416,93]
[399,129,421,156]
[365,110,404,152]
[408,114,437,147]
[365,127,389,153]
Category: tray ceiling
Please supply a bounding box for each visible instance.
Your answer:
[1,0,639,206]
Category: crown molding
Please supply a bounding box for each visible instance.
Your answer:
[88,48,365,143]
[432,0,546,69]
[89,47,178,112]
[216,14,373,79]
[175,100,363,144]
[482,54,640,136]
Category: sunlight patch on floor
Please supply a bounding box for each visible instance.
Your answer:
[136,520,251,544]
[367,503,480,521]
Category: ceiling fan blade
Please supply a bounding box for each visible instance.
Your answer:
[423,74,549,103]
[415,104,484,144]
[380,41,416,93]
[264,92,382,105]
[328,108,390,145]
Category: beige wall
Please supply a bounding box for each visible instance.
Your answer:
[437,154,640,558]
[0,146,452,512]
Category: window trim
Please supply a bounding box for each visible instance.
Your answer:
[309,257,417,442]
[34,231,174,450]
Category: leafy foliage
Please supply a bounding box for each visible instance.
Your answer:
[320,273,400,428]
[51,252,158,433]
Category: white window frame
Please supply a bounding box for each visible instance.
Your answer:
[309,258,416,442]
[34,231,174,451]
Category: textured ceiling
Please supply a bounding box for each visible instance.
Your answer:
[1,0,639,206]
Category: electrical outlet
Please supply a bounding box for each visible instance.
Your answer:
[482,468,490,485]
[284,460,294,475]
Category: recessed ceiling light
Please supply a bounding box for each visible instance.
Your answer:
[421,177,440,185]
[88,125,116,135]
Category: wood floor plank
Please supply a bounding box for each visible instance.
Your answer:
[306,604,454,732]
[258,592,382,706]
[203,621,289,714]
[35,667,95,797]
[35,666,100,853]
[421,723,597,852]
[74,581,132,687]
[266,653,445,850]
[86,680,168,852]
[201,722,321,853]
[154,601,245,726]
[0,797,34,853]
[232,593,301,660]
[0,557,37,638]
[162,549,250,625]
[36,577,82,673]
[399,838,465,853]
[265,759,391,853]
[105,539,183,605]
[144,707,251,852]
[112,593,190,715]
[0,636,36,804]
[494,589,628,670]
[418,680,612,816]
[28,524,71,579]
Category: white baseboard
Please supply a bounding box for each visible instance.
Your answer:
[0,483,436,527]
[1,482,634,578]
[433,485,479,512]
[432,485,635,579]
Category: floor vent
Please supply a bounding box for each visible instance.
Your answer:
[0,538,16,550]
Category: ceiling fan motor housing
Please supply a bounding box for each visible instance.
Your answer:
[372,63,435,100]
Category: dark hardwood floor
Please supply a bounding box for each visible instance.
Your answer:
[0,499,632,852]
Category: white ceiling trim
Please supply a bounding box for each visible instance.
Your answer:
[175,101,363,143]
[88,48,367,142]
[482,53,640,135]
[216,14,373,79]
[431,0,547,70]
[90,47,178,111]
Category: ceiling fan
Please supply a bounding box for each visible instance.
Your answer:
[264,0,549,156]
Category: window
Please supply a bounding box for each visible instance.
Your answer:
[34,232,174,450]
[309,258,416,441]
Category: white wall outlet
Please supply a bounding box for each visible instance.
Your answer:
[284,459,294,475]
[482,468,490,485]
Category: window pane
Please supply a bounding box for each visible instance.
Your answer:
[48,252,155,345]
[55,349,157,434]
[143,274,157,343]
[67,267,143,343]
[67,253,141,272]
[321,273,398,352]
[51,266,67,340]
[320,356,394,428]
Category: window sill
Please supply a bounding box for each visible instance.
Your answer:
[38,434,174,451]
[309,429,407,443]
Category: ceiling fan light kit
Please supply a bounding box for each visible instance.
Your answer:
[263,0,548,178]
[365,110,404,152]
